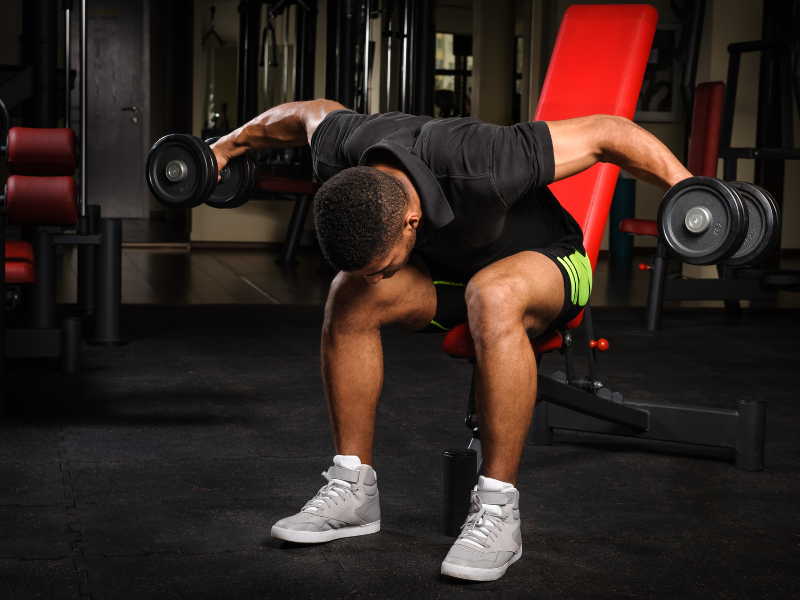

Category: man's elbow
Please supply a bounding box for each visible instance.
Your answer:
[593,115,633,164]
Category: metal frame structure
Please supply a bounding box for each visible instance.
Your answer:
[462,305,766,472]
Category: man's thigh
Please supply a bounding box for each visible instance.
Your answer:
[326,253,437,332]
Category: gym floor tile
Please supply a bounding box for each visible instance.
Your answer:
[68,457,276,505]
[0,558,81,600]
[60,422,250,463]
[75,500,274,558]
[0,425,60,464]
[0,506,75,560]
[82,550,354,600]
[0,462,65,506]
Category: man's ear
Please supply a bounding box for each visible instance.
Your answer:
[405,210,420,231]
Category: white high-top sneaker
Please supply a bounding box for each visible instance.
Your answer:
[271,455,380,543]
[441,476,522,581]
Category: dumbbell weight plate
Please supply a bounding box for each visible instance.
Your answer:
[146,134,217,209]
[204,137,260,209]
[657,176,748,265]
[724,182,781,267]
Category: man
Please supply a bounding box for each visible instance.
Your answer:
[211,100,691,581]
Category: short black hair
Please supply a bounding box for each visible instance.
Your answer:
[313,166,408,272]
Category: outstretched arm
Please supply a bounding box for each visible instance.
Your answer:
[546,115,692,191]
[211,99,349,171]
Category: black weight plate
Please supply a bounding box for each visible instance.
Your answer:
[146,134,216,209]
[657,176,747,265]
[203,138,259,209]
[241,152,260,205]
[725,182,781,267]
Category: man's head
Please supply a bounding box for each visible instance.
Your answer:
[313,166,419,280]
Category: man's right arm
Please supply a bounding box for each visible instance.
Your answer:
[211,99,349,172]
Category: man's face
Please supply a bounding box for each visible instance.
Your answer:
[351,227,416,284]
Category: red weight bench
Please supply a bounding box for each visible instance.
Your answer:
[619,82,779,330]
[257,175,321,265]
[441,5,765,476]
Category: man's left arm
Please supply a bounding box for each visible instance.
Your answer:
[546,115,692,191]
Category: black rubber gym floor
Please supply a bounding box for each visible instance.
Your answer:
[2,305,799,599]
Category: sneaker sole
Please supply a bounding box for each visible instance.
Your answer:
[271,520,381,544]
[441,546,522,582]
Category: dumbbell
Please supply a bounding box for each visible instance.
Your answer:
[657,176,781,267]
[146,134,259,209]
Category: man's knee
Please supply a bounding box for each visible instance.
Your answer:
[465,274,525,343]
[324,273,382,334]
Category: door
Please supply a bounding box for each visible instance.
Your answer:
[76,1,149,219]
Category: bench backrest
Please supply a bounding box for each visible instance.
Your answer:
[534,3,657,328]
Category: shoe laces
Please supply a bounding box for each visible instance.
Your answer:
[458,496,507,549]
[301,471,354,513]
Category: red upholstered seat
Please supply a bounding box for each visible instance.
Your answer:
[443,4,657,358]
[619,218,659,237]
[258,175,320,195]
[5,241,35,264]
[5,241,36,285]
[619,81,725,242]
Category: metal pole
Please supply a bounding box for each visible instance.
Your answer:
[65,1,71,129]
[441,448,478,537]
[339,0,358,109]
[383,0,393,112]
[363,0,370,114]
[397,0,409,113]
[92,218,124,345]
[79,0,87,217]
[31,229,57,329]
[77,204,99,314]
[644,242,669,331]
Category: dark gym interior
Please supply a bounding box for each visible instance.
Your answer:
[1,1,799,598]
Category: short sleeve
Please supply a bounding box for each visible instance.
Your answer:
[310,110,368,182]
[491,121,555,206]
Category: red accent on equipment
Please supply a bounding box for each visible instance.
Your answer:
[7,127,77,176]
[591,338,609,352]
[5,241,35,263]
[258,175,320,196]
[638,263,651,271]
[441,5,657,358]
[687,82,725,178]
[5,241,36,284]
[443,323,563,358]
[5,261,36,284]
[6,175,78,227]
[619,218,659,237]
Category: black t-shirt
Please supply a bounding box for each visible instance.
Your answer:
[311,110,584,275]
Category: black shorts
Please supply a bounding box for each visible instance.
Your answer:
[417,244,593,334]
